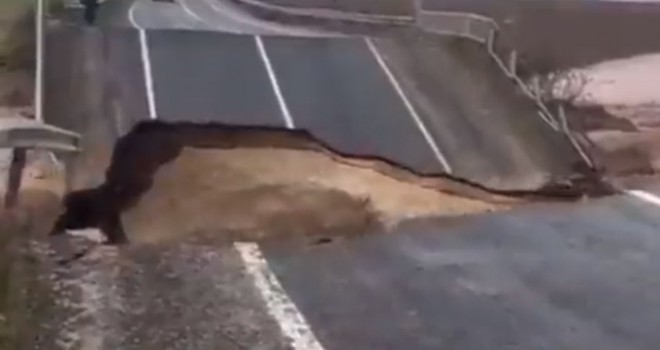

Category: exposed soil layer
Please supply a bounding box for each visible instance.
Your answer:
[563,105,638,134]
[423,0,660,73]
[122,146,502,245]
[586,129,660,176]
[557,104,660,177]
[52,122,528,245]
[50,122,612,245]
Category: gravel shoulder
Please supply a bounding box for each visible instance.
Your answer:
[0,148,64,350]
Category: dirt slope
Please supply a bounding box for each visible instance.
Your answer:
[123,146,503,244]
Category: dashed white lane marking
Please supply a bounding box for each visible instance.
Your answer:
[628,190,660,208]
[138,29,158,120]
[255,36,295,129]
[365,38,453,173]
[234,242,325,350]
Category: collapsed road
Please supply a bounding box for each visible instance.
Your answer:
[45,26,587,192]
[5,0,657,349]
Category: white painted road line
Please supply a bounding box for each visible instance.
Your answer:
[138,30,158,120]
[255,36,295,129]
[130,3,158,119]
[179,0,205,23]
[202,0,249,29]
[35,0,45,122]
[128,1,141,29]
[234,242,325,350]
[628,190,660,208]
[365,38,453,173]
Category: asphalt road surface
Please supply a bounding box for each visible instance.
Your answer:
[45,25,584,190]
[32,191,660,349]
[258,36,443,174]
[148,31,285,126]
[37,1,660,349]
[90,0,334,36]
[261,193,660,350]
[44,27,148,189]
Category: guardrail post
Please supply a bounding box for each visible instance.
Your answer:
[530,75,542,99]
[464,18,471,40]
[487,29,496,54]
[508,50,517,77]
[35,0,45,122]
[4,148,26,208]
[558,104,569,131]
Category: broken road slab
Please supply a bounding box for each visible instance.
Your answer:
[261,195,660,350]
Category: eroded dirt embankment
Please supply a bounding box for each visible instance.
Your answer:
[534,54,660,179]
[52,122,612,245]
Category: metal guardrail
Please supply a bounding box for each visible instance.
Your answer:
[1,0,82,207]
[0,0,82,155]
[418,11,498,44]
[0,117,80,152]
[418,10,595,168]
[36,0,45,122]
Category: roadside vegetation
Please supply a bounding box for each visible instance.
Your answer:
[1,3,38,348]
[0,0,35,107]
[0,0,33,73]
[0,1,33,347]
